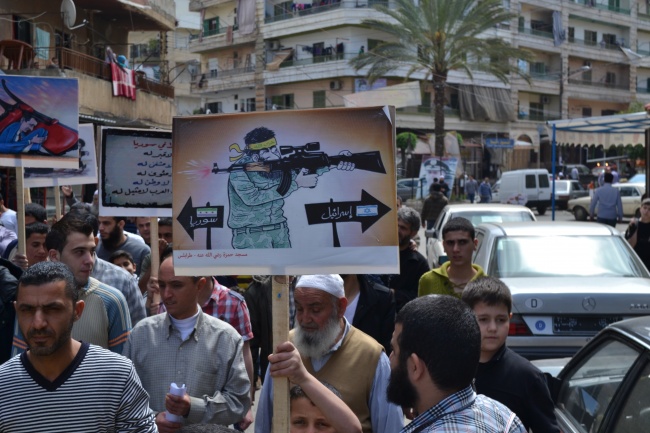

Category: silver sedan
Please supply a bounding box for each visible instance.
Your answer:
[473,221,650,359]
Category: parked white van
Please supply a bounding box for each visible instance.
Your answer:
[497,169,552,215]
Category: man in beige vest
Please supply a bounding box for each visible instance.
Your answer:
[255,274,403,433]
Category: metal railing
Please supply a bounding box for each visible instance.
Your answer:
[214,65,255,77]
[396,106,460,116]
[571,38,625,50]
[278,52,357,68]
[518,113,560,121]
[58,48,174,99]
[568,77,629,90]
[573,0,630,14]
[518,27,554,39]
[265,0,389,23]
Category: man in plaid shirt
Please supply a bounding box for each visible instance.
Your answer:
[388,295,525,433]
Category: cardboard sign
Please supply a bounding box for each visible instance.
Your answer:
[24,124,97,187]
[99,127,172,217]
[0,76,79,168]
[172,106,398,275]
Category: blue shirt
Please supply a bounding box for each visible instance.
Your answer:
[478,181,492,198]
[402,386,525,433]
[254,319,404,433]
[589,183,623,220]
[93,258,146,326]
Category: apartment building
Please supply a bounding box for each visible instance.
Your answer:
[0,0,176,206]
[186,0,650,174]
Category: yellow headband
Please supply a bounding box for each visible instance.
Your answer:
[229,137,278,161]
[247,137,277,151]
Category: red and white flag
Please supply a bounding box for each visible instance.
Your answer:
[110,62,136,100]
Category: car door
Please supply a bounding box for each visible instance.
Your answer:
[618,186,640,217]
[555,337,645,433]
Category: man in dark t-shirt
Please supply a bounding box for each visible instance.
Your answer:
[382,207,429,312]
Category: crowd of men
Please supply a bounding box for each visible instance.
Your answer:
[0,189,561,433]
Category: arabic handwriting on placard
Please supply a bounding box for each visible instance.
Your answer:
[189,216,220,228]
[321,205,353,221]
[133,140,161,148]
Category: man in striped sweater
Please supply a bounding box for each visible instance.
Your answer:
[0,261,156,432]
[12,215,132,356]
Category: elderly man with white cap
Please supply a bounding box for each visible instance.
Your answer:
[254,274,404,433]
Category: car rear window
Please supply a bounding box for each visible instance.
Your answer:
[454,211,535,225]
[489,235,647,278]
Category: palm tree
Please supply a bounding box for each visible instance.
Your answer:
[396,131,417,175]
[350,0,532,156]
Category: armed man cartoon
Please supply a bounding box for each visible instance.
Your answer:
[212,126,385,249]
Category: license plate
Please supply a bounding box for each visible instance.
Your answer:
[553,316,623,334]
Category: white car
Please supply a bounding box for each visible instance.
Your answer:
[424,204,536,268]
[473,221,650,359]
[567,183,645,221]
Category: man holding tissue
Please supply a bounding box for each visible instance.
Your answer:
[123,253,250,433]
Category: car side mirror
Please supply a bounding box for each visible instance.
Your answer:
[425,228,436,239]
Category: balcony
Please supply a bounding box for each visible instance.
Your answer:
[569,38,624,51]
[191,66,256,93]
[568,78,629,90]
[396,106,460,117]
[75,0,175,30]
[572,0,630,15]
[265,0,389,24]
[58,48,174,98]
[517,113,560,121]
[189,26,257,52]
[190,0,234,10]
[518,27,554,39]
[278,52,357,68]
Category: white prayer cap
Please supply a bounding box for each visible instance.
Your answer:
[296,274,345,299]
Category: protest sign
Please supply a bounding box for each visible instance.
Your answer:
[0,76,79,169]
[172,106,398,275]
[24,123,97,188]
[99,127,172,217]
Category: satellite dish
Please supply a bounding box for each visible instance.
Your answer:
[61,0,77,29]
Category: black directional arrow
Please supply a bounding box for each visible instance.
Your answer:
[305,190,391,247]
[176,197,224,248]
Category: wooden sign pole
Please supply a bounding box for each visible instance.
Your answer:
[272,276,290,433]
[53,180,62,221]
[149,217,161,309]
[16,167,26,256]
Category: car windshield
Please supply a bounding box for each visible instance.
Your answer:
[489,236,646,278]
[628,174,645,184]
[453,211,534,225]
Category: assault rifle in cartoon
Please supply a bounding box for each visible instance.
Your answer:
[212,142,386,195]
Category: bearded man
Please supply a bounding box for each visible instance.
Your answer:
[255,274,403,433]
[387,296,525,433]
[96,216,150,277]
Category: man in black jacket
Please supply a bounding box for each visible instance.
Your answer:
[0,258,21,363]
[340,274,395,352]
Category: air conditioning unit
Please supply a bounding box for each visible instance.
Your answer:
[330,80,342,90]
[269,41,280,50]
[540,96,550,104]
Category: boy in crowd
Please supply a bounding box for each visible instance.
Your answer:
[110,250,137,276]
[462,277,559,433]
[269,341,362,433]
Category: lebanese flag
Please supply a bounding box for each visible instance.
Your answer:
[110,62,136,100]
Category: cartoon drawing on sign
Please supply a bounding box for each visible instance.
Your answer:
[0,78,78,156]
[210,126,386,249]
